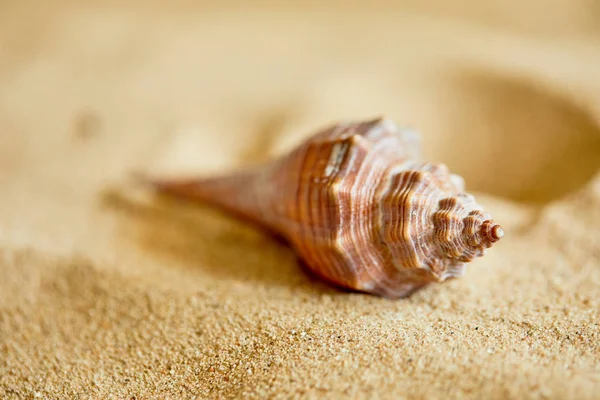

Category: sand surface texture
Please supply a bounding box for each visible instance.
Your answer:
[1,1,599,399]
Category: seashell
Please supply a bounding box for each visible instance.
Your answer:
[145,117,503,298]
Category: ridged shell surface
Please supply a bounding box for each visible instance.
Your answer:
[148,118,503,298]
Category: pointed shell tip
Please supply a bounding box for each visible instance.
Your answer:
[491,225,504,241]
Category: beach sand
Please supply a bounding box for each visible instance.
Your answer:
[1,1,599,398]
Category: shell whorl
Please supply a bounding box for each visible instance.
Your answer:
[147,118,503,298]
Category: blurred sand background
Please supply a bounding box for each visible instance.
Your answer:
[1,0,599,398]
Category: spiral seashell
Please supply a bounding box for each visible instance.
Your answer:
[146,117,503,298]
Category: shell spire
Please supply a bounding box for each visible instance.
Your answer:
[144,117,503,298]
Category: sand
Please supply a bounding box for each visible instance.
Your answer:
[1,1,599,399]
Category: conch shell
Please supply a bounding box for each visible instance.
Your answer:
[146,118,503,298]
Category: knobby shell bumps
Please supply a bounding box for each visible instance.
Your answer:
[146,118,503,298]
